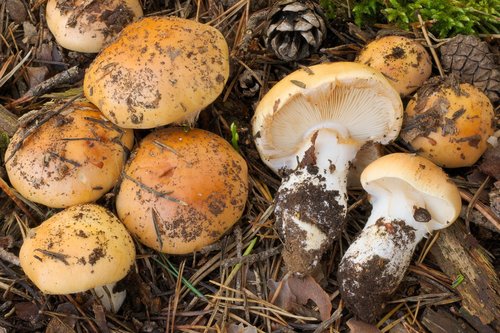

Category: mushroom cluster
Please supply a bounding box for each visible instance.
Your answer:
[252,61,403,275]
[6,12,247,314]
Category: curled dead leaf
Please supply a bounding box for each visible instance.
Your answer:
[268,275,332,321]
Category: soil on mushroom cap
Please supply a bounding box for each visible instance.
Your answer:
[55,0,136,36]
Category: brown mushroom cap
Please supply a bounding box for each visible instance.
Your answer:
[84,16,230,129]
[402,79,494,168]
[5,100,134,208]
[46,0,143,53]
[19,204,136,295]
[116,127,248,254]
[357,35,432,96]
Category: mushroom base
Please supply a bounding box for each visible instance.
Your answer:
[275,167,346,276]
[338,218,418,323]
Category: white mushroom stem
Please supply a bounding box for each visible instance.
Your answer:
[93,283,127,313]
[275,128,362,275]
[338,182,432,323]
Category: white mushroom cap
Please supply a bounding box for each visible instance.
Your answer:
[46,0,143,53]
[252,62,403,175]
[361,153,462,233]
[19,204,135,295]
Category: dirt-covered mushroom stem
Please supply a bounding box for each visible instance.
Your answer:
[338,153,461,323]
[252,62,403,275]
[275,129,362,274]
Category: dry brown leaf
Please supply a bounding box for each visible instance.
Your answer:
[45,302,78,333]
[347,318,381,333]
[269,275,332,321]
[26,66,49,89]
[14,302,39,323]
[479,145,500,180]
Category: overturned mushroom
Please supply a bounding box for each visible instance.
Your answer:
[19,204,135,311]
[4,100,134,208]
[338,153,461,323]
[84,16,229,129]
[252,62,403,275]
[46,0,143,53]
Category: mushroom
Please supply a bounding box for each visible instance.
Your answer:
[252,62,403,275]
[4,100,134,208]
[116,127,248,254]
[83,16,229,129]
[356,35,432,96]
[401,76,495,168]
[46,0,143,53]
[337,153,461,323]
[19,204,135,311]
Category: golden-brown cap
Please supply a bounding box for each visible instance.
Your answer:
[361,153,462,230]
[5,100,134,208]
[84,16,229,129]
[46,0,143,53]
[252,62,403,175]
[116,127,248,254]
[402,80,494,168]
[19,204,136,294]
[356,35,432,96]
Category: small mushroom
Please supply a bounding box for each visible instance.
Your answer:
[401,76,495,168]
[84,16,229,129]
[19,204,135,309]
[337,153,461,323]
[116,127,248,254]
[252,62,403,275]
[356,35,432,96]
[4,100,134,208]
[46,0,143,53]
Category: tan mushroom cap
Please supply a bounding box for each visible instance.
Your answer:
[19,204,136,295]
[403,82,494,168]
[252,61,403,174]
[5,100,134,208]
[361,153,462,230]
[116,127,248,254]
[84,16,230,129]
[357,35,432,96]
[46,0,143,53]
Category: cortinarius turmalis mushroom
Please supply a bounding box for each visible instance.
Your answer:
[252,62,403,275]
[338,153,461,322]
[5,100,134,208]
[84,16,229,129]
[46,0,143,53]
[116,127,248,254]
[20,204,136,312]
[401,76,495,168]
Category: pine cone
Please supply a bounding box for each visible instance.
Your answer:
[440,35,500,103]
[264,0,327,61]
